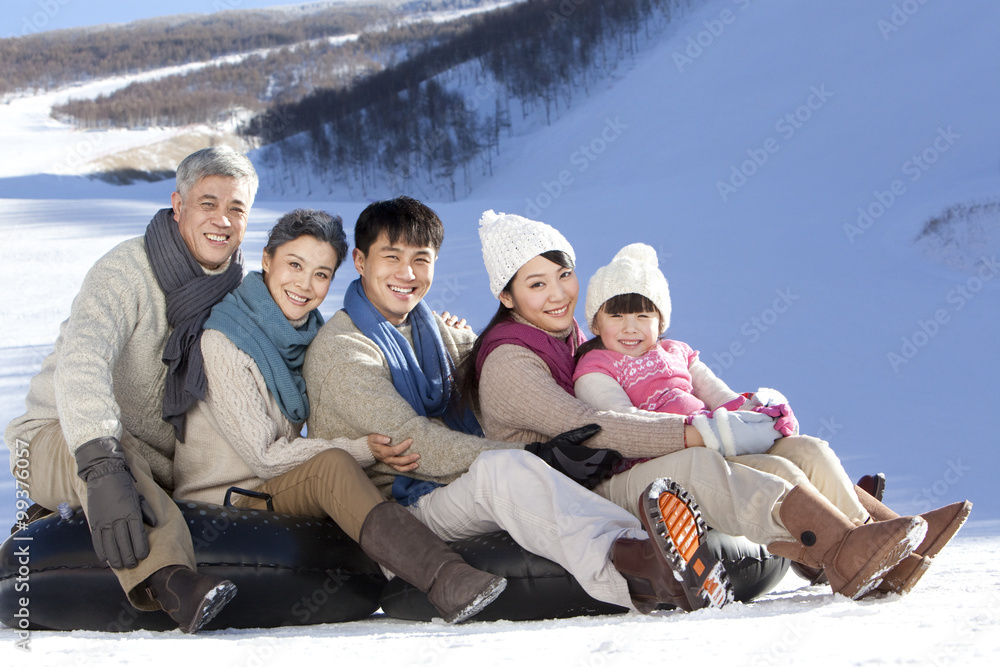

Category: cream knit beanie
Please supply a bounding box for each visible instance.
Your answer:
[585,243,671,334]
[479,210,576,297]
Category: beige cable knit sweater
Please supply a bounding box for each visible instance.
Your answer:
[477,317,690,459]
[5,236,182,487]
[172,329,373,504]
[303,309,522,499]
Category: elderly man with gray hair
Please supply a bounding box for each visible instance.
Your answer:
[5,146,258,633]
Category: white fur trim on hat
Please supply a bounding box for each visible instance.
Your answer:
[584,243,671,335]
[478,210,576,298]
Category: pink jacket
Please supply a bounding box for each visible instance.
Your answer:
[573,340,707,415]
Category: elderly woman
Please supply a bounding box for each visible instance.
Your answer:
[463,210,969,601]
[173,209,505,624]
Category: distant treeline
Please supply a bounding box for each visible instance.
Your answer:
[0,4,380,97]
[48,17,485,130]
[247,0,693,199]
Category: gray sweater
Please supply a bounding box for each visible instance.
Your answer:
[302,309,522,499]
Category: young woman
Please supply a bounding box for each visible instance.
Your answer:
[172,209,506,624]
[465,210,969,601]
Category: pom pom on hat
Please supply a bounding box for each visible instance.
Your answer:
[585,243,671,335]
[479,210,575,297]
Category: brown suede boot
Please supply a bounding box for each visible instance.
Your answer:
[145,565,237,633]
[358,501,506,624]
[855,486,972,594]
[612,537,692,612]
[622,478,732,612]
[768,485,927,599]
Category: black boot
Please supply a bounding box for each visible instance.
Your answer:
[359,501,506,624]
[145,565,237,633]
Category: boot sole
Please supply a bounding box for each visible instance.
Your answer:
[443,575,507,624]
[840,517,926,600]
[639,478,733,610]
[182,580,237,634]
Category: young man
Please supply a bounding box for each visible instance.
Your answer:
[302,196,733,613]
[5,146,258,633]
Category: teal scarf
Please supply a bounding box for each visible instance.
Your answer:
[204,271,323,423]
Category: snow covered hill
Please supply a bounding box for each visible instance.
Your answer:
[1,0,999,660]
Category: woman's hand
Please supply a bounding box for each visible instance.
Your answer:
[437,310,471,330]
[367,435,420,472]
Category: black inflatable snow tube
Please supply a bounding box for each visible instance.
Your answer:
[379,529,789,621]
[1,503,788,630]
[0,501,387,632]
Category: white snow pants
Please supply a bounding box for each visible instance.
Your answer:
[408,449,644,611]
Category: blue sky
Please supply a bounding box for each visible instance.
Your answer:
[3,0,346,40]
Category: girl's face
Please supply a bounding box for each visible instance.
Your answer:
[499,254,579,333]
[262,235,339,321]
[594,307,660,358]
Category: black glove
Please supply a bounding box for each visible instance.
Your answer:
[525,424,622,489]
[75,437,158,569]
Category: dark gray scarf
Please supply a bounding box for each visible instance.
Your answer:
[144,207,244,441]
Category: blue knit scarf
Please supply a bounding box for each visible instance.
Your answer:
[204,271,323,423]
[343,278,482,505]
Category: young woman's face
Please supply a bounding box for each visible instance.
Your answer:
[594,308,661,358]
[500,254,579,333]
[262,235,339,321]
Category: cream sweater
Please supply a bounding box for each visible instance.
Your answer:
[303,309,522,499]
[5,236,179,487]
[477,320,693,459]
[172,329,373,504]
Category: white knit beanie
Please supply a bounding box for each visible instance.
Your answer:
[478,210,576,297]
[585,243,671,334]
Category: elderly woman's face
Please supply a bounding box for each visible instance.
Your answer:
[499,254,579,333]
[262,235,339,321]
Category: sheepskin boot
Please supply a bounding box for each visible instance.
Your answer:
[358,501,506,624]
[768,485,927,599]
[615,478,732,612]
[144,565,237,633]
[855,486,972,594]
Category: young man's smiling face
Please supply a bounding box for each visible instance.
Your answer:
[353,230,436,325]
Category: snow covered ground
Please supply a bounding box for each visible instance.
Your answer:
[1,0,999,662]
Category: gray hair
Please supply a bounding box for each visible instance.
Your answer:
[175,146,259,206]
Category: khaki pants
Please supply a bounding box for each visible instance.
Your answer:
[237,448,385,542]
[22,422,194,610]
[593,435,866,546]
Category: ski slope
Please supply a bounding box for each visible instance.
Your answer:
[1,0,999,662]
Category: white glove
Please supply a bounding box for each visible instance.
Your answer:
[692,408,780,457]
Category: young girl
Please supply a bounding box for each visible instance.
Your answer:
[470,210,969,600]
[573,243,795,457]
[173,209,506,624]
